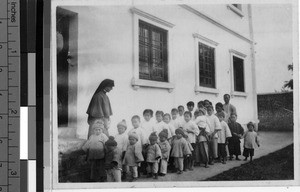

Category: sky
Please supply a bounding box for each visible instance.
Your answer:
[252,4,294,93]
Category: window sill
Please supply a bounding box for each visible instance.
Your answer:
[195,86,219,96]
[131,78,175,92]
[227,5,244,18]
[231,91,247,97]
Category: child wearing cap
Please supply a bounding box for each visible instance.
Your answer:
[114,119,128,180]
[123,132,144,182]
[105,136,123,182]
[82,124,108,182]
[227,114,244,160]
[171,128,192,174]
[206,105,222,165]
[243,122,260,162]
[146,132,162,179]
[182,111,199,170]
[158,129,171,176]
[216,112,232,164]
[194,108,210,168]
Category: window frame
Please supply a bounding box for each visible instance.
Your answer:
[193,33,219,96]
[229,49,248,97]
[227,4,244,18]
[131,7,175,92]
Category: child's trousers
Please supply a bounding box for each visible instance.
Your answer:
[209,138,218,159]
[125,166,138,178]
[160,158,168,174]
[174,157,184,171]
[106,168,122,182]
[147,162,159,174]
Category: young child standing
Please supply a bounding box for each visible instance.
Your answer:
[194,108,210,168]
[182,111,199,170]
[177,105,185,127]
[158,129,171,176]
[216,112,232,164]
[104,136,123,182]
[186,101,195,119]
[123,132,144,182]
[243,122,260,162]
[170,108,181,130]
[128,115,146,150]
[82,123,108,182]
[114,119,128,180]
[141,109,155,142]
[227,114,244,160]
[163,113,176,140]
[206,105,221,165]
[154,111,170,136]
[171,128,192,174]
[215,102,229,123]
[146,132,162,179]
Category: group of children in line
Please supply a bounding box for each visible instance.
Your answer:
[82,100,260,182]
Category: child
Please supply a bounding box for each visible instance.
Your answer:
[243,122,260,162]
[128,115,146,149]
[170,108,181,130]
[123,132,144,182]
[171,128,192,174]
[227,114,244,160]
[146,132,162,179]
[186,101,195,119]
[206,105,221,165]
[194,108,210,167]
[141,109,155,142]
[114,119,128,180]
[82,124,108,182]
[215,102,229,123]
[158,129,171,176]
[153,111,170,136]
[104,136,123,182]
[182,111,199,170]
[216,112,232,164]
[177,105,185,126]
[163,113,176,140]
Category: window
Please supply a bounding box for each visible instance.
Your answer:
[233,56,245,92]
[139,20,168,82]
[198,43,215,88]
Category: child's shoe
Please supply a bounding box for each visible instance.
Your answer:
[153,173,158,179]
[158,173,166,176]
[236,156,241,161]
[177,170,183,174]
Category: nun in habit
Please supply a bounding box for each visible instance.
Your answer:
[86,79,114,138]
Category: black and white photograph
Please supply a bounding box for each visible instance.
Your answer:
[50,0,298,189]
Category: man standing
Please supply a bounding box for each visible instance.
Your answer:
[223,94,237,118]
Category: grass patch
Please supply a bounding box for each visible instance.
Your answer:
[205,144,294,181]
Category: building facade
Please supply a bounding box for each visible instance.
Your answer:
[54,4,258,139]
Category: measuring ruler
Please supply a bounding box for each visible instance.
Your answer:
[0,0,21,192]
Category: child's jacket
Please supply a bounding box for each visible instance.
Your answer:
[217,121,232,143]
[158,140,171,160]
[146,143,162,163]
[123,143,144,166]
[82,134,108,159]
[105,148,123,170]
[243,131,259,149]
[171,137,192,158]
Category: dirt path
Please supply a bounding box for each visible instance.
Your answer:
[136,131,293,183]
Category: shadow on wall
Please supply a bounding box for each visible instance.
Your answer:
[257,92,293,132]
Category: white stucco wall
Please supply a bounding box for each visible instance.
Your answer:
[56,5,256,138]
